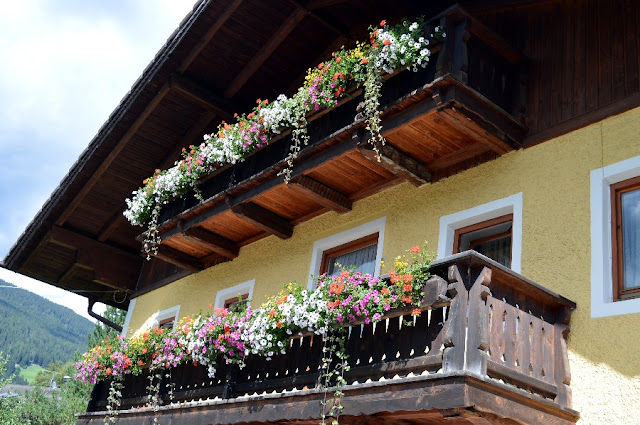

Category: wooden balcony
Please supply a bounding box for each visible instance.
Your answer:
[136,6,529,291]
[79,252,577,425]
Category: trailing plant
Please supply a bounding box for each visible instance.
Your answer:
[123,18,445,257]
[76,243,432,424]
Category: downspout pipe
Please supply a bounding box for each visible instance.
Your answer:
[88,298,123,332]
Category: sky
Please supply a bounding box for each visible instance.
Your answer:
[0,0,197,320]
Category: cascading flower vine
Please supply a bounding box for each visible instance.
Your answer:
[123,18,445,257]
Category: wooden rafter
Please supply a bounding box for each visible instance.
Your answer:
[224,6,309,98]
[177,0,245,73]
[289,175,352,213]
[55,83,171,227]
[230,202,293,239]
[169,74,236,121]
[97,110,217,243]
[48,226,141,291]
[183,227,239,259]
[154,245,203,272]
[304,0,347,9]
[358,143,432,186]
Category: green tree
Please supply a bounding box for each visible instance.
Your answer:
[87,305,127,348]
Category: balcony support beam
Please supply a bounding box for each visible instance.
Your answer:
[230,202,293,239]
[358,143,431,187]
[182,227,239,259]
[154,245,203,273]
[48,226,140,291]
[289,175,352,213]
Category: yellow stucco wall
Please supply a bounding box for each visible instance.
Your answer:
[127,106,640,424]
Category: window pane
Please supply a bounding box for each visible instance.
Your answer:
[327,243,377,276]
[622,188,640,290]
[471,234,511,268]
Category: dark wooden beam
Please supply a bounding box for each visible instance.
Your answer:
[304,0,347,9]
[48,226,141,291]
[154,245,203,273]
[289,175,352,213]
[55,83,171,227]
[183,227,239,259]
[358,143,432,186]
[159,110,218,169]
[230,202,293,239]
[177,0,244,73]
[224,6,309,98]
[169,74,236,122]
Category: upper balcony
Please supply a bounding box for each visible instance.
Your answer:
[79,252,577,425]
[138,5,529,290]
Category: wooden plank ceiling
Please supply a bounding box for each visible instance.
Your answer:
[3,0,533,308]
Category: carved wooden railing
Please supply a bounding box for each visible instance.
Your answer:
[87,251,575,416]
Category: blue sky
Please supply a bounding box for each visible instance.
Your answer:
[0,0,196,319]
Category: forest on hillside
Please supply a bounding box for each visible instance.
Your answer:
[0,280,93,378]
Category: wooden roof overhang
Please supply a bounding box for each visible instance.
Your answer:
[2,0,533,309]
[137,6,528,294]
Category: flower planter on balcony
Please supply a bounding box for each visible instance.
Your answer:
[134,6,530,293]
[80,252,577,425]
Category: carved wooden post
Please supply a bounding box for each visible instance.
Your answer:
[222,363,239,399]
[442,265,467,373]
[435,14,470,85]
[451,18,470,85]
[553,307,572,409]
[435,16,452,79]
[465,266,492,375]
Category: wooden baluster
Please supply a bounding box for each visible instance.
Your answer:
[466,266,492,375]
[518,310,532,375]
[442,265,467,373]
[221,363,238,399]
[489,298,506,364]
[554,308,573,408]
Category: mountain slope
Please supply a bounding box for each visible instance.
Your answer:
[0,280,93,370]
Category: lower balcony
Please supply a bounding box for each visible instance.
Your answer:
[78,252,577,425]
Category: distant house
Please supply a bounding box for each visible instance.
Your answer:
[4,1,640,424]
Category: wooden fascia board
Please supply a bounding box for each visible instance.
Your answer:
[48,226,141,291]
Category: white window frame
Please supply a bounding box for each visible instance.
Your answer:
[214,279,255,309]
[308,217,386,289]
[437,193,523,273]
[590,154,640,317]
[120,298,136,337]
[153,305,181,329]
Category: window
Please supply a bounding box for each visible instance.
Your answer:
[154,305,180,331]
[214,280,255,309]
[590,154,640,317]
[611,176,640,300]
[453,214,513,267]
[437,193,522,273]
[320,233,378,276]
[308,217,386,288]
[223,294,249,311]
[158,317,176,330]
